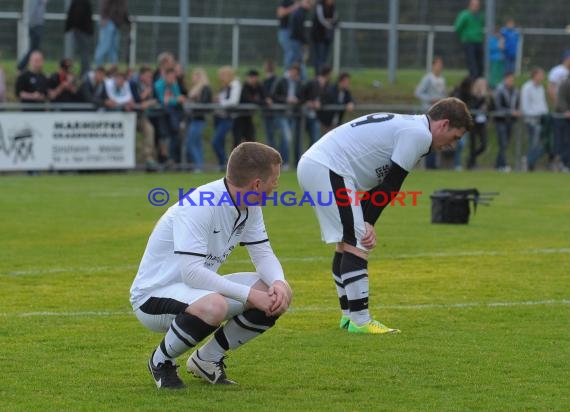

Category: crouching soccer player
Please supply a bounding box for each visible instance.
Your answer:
[297,97,473,334]
[130,142,292,389]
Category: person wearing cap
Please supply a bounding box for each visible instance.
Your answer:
[547,50,570,106]
[233,69,268,148]
[48,58,79,104]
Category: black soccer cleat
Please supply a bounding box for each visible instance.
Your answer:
[148,353,186,389]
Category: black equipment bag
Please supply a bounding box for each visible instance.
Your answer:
[430,188,481,224]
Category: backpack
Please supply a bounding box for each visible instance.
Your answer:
[430,188,496,224]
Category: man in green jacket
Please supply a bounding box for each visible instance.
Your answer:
[454,0,484,79]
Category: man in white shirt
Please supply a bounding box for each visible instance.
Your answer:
[297,98,473,334]
[547,50,570,106]
[521,68,549,171]
[104,71,134,110]
[415,56,447,169]
[131,142,291,389]
[415,56,447,111]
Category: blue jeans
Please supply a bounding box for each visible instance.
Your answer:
[73,30,92,77]
[186,119,206,171]
[289,39,307,80]
[553,117,570,167]
[278,29,293,69]
[94,20,120,65]
[274,114,292,166]
[313,41,331,76]
[263,114,276,148]
[212,116,233,168]
[18,25,44,71]
[454,134,466,169]
[159,107,182,162]
[306,116,321,147]
[504,56,516,75]
[425,152,437,169]
[525,122,543,170]
[495,121,513,168]
[463,42,483,79]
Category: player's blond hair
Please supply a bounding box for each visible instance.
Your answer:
[227,142,282,187]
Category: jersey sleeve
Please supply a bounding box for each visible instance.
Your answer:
[239,207,269,246]
[172,205,214,257]
[391,128,432,172]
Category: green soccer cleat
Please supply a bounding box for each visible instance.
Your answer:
[347,319,401,334]
[339,315,350,329]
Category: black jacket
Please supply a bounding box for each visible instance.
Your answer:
[271,77,302,105]
[289,7,308,44]
[65,0,94,35]
[311,2,337,43]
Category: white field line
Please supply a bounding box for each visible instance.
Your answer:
[4,247,570,277]
[2,299,569,318]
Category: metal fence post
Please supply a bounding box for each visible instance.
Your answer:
[426,29,435,73]
[387,0,399,84]
[178,0,189,69]
[232,19,240,69]
[516,32,524,76]
[485,0,496,81]
[129,21,137,68]
[64,0,73,59]
[333,27,341,74]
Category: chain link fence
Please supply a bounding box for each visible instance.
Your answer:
[0,0,569,72]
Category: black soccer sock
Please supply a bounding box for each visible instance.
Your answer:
[332,251,349,316]
[153,312,217,366]
[340,252,370,326]
[198,309,278,362]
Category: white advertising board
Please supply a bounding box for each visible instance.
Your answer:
[0,112,136,171]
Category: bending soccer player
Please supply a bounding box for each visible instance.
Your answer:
[130,142,292,389]
[297,97,473,334]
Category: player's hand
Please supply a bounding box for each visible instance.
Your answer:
[268,280,292,316]
[361,222,376,250]
[247,288,275,316]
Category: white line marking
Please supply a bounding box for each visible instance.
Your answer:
[4,248,569,276]
[2,299,569,318]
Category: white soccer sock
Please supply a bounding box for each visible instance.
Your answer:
[198,310,277,362]
[153,312,216,366]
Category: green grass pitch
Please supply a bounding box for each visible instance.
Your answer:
[1,170,569,411]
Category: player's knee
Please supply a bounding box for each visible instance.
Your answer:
[188,293,228,325]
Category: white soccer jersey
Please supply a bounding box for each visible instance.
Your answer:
[302,113,432,190]
[548,64,569,93]
[130,178,272,308]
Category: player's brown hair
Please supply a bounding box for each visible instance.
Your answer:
[427,97,474,132]
[227,142,282,187]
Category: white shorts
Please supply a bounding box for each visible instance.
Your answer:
[133,272,261,333]
[297,157,366,250]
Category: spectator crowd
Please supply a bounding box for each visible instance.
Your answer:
[1,0,569,173]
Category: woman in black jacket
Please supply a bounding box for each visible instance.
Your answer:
[311,0,338,77]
